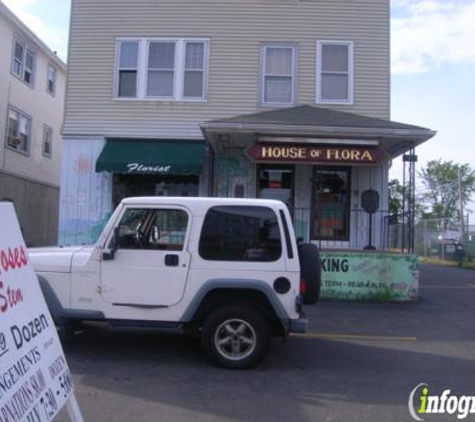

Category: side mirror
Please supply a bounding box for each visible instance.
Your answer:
[102,227,119,261]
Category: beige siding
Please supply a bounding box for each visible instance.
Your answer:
[0,10,66,187]
[64,0,389,139]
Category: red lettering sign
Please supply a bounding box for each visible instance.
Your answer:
[0,245,28,275]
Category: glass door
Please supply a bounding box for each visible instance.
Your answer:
[257,165,294,211]
[312,166,351,240]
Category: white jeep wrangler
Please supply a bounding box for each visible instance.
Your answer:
[29,197,320,368]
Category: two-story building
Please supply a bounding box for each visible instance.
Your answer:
[60,0,435,249]
[0,1,66,246]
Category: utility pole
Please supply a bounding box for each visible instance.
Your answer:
[458,167,465,243]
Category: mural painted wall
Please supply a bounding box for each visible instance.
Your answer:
[58,138,112,245]
[214,151,255,198]
[320,251,419,301]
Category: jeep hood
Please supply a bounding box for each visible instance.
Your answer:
[28,246,87,273]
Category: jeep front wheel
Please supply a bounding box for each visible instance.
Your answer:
[201,305,270,369]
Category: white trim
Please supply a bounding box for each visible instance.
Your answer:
[260,44,297,106]
[258,136,379,146]
[182,39,209,101]
[46,64,57,96]
[316,40,354,105]
[6,105,32,155]
[11,36,37,88]
[42,124,53,158]
[115,38,140,98]
[115,37,209,102]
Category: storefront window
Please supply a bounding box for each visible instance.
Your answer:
[312,167,350,240]
[257,165,294,210]
[112,174,199,209]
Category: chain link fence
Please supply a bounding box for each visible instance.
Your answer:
[387,216,475,261]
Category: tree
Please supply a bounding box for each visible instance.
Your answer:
[388,178,425,223]
[418,160,475,225]
[388,179,404,217]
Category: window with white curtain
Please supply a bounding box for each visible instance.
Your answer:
[147,42,175,97]
[316,41,353,104]
[116,38,209,101]
[184,42,205,98]
[7,107,31,153]
[47,65,57,95]
[11,39,36,86]
[261,45,295,105]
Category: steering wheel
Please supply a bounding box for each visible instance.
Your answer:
[135,231,147,249]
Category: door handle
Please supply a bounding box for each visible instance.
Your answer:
[165,254,179,267]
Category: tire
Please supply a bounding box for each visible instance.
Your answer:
[201,305,271,369]
[57,318,82,342]
[298,243,321,305]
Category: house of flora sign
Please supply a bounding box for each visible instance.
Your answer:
[0,203,80,422]
[246,143,387,165]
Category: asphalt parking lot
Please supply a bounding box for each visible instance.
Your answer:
[57,264,475,422]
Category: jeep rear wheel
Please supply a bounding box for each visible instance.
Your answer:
[201,305,270,369]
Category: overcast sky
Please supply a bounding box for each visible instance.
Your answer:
[3,0,475,209]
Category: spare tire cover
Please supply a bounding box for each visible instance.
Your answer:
[298,243,321,305]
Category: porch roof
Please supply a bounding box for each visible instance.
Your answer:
[200,105,436,159]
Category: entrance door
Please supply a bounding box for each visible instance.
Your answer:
[312,167,351,240]
[101,206,191,307]
[257,165,294,211]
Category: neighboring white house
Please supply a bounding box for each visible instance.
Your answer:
[0,1,66,246]
[60,0,434,248]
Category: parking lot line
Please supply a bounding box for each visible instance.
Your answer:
[293,333,418,341]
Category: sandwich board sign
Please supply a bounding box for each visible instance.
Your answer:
[0,203,83,422]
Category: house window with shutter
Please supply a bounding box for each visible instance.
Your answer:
[316,40,353,104]
[7,107,31,153]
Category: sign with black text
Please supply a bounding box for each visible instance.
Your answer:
[0,203,75,422]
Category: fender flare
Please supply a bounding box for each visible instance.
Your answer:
[37,275,105,321]
[37,274,65,320]
[181,279,290,325]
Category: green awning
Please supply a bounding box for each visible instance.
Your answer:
[95,139,206,175]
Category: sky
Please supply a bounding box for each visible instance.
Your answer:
[3,0,475,209]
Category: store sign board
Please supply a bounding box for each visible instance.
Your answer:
[319,251,419,301]
[125,163,171,174]
[246,143,387,165]
[0,203,76,422]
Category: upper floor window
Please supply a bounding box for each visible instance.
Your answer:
[316,40,353,104]
[118,40,139,98]
[47,65,57,95]
[261,45,296,105]
[12,39,36,86]
[43,125,52,158]
[7,107,31,153]
[116,38,209,101]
